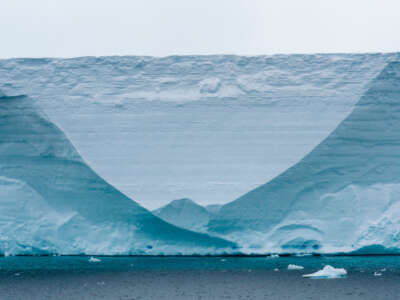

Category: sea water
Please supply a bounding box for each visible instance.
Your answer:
[1,255,399,272]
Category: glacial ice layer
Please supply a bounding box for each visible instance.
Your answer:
[0,54,396,210]
[209,61,400,254]
[0,94,236,255]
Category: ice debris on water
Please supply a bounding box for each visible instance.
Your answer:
[287,264,304,270]
[89,257,101,263]
[303,265,347,279]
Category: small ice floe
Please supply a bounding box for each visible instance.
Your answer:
[274,268,279,272]
[287,264,304,270]
[303,265,347,279]
[374,271,382,276]
[294,253,312,257]
[220,258,226,262]
[88,257,101,263]
[268,254,279,258]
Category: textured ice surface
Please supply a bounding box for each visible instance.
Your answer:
[0,54,397,209]
[0,94,235,255]
[209,62,400,253]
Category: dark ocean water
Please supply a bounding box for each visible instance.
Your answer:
[1,255,400,271]
[1,255,400,272]
[1,256,400,300]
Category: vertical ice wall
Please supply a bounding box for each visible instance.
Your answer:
[0,93,236,255]
[209,61,400,253]
[0,54,396,209]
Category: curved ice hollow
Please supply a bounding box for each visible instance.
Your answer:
[0,93,236,255]
[210,62,400,253]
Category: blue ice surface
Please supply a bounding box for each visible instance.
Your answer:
[2,55,400,256]
[0,54,396,211]
[209,61,400,254]
[0,94,236,255]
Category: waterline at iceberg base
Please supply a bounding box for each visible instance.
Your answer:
[1,256,400,300]
[1,54,400,255]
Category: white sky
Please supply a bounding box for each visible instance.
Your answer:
[1,0,400,58]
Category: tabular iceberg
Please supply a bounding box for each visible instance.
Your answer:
[0,93,236,255]
[2,54,400,255]
[209,62,400,254]
[0,54,396,209]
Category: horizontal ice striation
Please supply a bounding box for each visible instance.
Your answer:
[1,55,400,255]
[0,94,236,255]
[209,61,400,253]
[0,54,397,209]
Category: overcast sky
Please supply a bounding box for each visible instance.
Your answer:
[1,0,399,58]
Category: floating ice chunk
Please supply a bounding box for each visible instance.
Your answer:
[287,264,304,270]
[89,257,101,263]
[374,272,382,276]
[269,254,279,258]
[274,268,279,272]
[303,265,347,278]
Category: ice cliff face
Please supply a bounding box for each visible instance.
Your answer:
[0,54,396,209]
[1,54,400,255]
[0,94,236,255]
[153,198,213,233]
[209,62,400,253]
